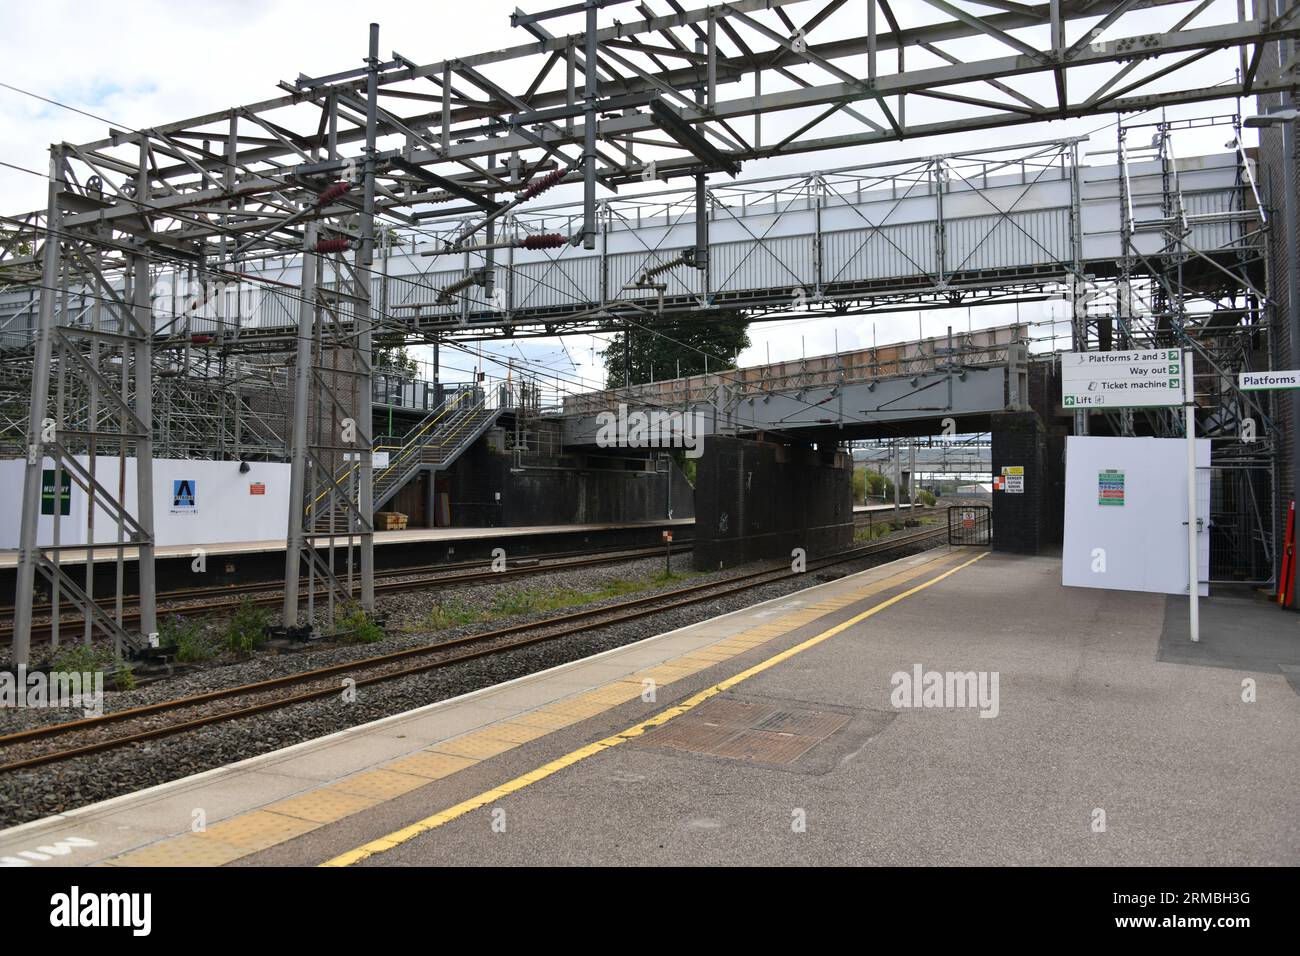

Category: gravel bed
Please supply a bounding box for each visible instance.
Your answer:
[0,545,683,650]
[0,526,942,827]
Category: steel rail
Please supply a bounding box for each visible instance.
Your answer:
[0,543,695,644]
[0,526,952,772]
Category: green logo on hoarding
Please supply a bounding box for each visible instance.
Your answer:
[41,469,71,516]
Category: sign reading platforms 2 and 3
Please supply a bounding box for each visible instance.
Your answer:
[1062,349,1183,409]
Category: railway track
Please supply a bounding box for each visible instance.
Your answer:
[0,526,951,773]
[5,506,942,643]
[0,543,695,645]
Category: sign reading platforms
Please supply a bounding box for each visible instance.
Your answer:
[1062,349,1183,409]
[1239,370,1300,391]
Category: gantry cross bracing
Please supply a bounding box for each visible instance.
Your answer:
[2,0,1295,666]
[855,443,993,476]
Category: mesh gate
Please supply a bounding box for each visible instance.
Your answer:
[948,505,992,546]
[1208,464,1273,585]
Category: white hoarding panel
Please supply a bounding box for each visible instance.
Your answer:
[1062,436,1209,597]
[0,457,291,549]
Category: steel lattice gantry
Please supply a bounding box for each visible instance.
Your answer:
[1,0,1298,665]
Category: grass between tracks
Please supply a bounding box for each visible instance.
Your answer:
[409,568,699,634]
[854,513,939,543]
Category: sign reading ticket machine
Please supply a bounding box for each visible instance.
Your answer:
[1061,349,1206,642]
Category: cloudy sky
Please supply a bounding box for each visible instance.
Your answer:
[0,0,1265,400]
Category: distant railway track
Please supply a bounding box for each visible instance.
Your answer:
[0,543,694,645]
[0,526,952,774]
[2,506,943,643]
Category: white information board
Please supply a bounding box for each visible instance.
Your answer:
[1062,436,1209,597]
[1062,349,1183,409]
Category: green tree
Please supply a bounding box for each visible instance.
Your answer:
[600,312,749,387]
[862,469,894,501]
[374,333,419,381]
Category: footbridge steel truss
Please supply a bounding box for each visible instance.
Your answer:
[1,0,1297,664]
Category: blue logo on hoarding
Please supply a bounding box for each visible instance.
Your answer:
[173,479,196,508]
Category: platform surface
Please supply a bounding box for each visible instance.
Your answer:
[0,518,694,568]
[3,549,1296,868]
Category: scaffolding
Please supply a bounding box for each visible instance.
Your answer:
[1081,113,1275,581]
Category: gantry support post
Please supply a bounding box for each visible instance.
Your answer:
[581,0,598,250]
[130,251,157,645]
[11,146,64,667]
[283,223,319,627]
[357,21,380,611]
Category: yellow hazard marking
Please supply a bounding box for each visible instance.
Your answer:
[384,750,478,780]
[193,809,322,850]
[331,769,430,801]
[430,731,524,760]
[321,550,988,867]
[265,788,381,824]
[108,834,249,868]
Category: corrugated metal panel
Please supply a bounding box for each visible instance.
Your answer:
[511,254,600,311]
[944,208,1069,273]
[1184,189,1236,251]
[711,233,814,294]
[382,269,464,319]
[821,221,934,284]
[252,288,297,329]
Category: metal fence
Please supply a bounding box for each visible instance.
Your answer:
[948,505,993,547]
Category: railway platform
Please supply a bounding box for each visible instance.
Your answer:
[0,519,694,595]
[4,546,1296,867]
[1,507,900,598]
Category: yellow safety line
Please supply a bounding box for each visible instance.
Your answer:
[321,549,989,867]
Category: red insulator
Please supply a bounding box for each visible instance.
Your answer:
[317,181,352,205]
[517,233,567,250]
[516,166,568,201]
[190,334,213,345]
[315,238,351,253]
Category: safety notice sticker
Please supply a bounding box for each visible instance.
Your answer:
[1098,469,1125,506]
[1000,465,1024,494]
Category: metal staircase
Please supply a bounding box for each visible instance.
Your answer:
[308,388,502,532]
[372,391,500,511]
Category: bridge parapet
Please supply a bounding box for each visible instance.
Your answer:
[561,323,1028,418]
[555,323,1029,447]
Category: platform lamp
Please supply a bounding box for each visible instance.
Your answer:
[1244,107,1300,603]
